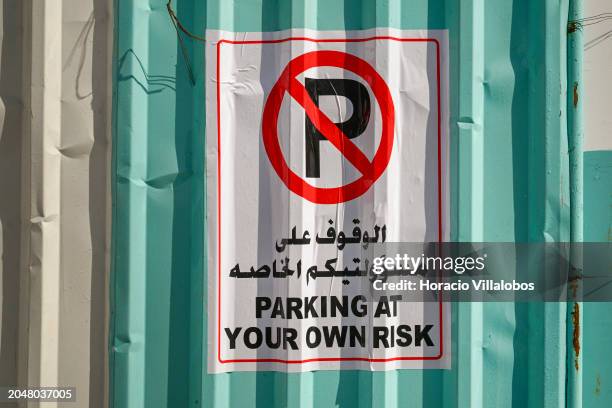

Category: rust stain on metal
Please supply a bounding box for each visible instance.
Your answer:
[595,373,601,397]
[569,274,581,300]
[573,82,579,108]
[571,302,580,371]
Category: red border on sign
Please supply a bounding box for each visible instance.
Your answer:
[216,36,444,365]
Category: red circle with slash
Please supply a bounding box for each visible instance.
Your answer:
[262,50,395,204]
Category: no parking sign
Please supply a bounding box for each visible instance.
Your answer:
[206,29,450,373]
[262,49,395,203]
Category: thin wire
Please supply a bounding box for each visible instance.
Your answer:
[167,0,205,86]
[568,12,612,32]
[571,12,612,23]
[167,0,206,42]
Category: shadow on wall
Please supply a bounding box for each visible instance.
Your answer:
[0,0,23,398]
[89,0,112,407]
[117,49,177,93]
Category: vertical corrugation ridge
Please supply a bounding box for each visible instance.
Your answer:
[535,2,569,408]
[295,3,316,408]
[144,0,178,406]
[188,0,206,405]
[112,0,152,406]
[566,0,583,406]
[305,0,325,403]
[379,1,402,407]
[21,0,63,400]
[454,0,485,408]
[198,47,215,401]
[18,0,33,391]
[367,2,379,408]
[109,0,119,405]
[218,0,234,406]
[0,0,25,396]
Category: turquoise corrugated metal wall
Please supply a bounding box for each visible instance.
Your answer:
[110,1,612,407]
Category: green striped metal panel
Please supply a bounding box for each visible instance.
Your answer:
[110,1,607,407]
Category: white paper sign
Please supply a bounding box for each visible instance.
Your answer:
[206,29,450,373]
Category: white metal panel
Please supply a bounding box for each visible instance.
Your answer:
[0,0,112,407]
